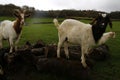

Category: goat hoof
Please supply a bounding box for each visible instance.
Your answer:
[83,65,88,68]
[57,56,61,58]
[66,57,69,60]
[81,62,88,68]
[0,65,4,75]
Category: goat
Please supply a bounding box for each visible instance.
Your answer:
[91,13,112,42]
[0,9,30,53]
[53,14,115,68]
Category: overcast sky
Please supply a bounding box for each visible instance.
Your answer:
[0,0,120,12]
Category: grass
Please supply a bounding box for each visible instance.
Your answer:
[21,23,58,45]
[91,20,120,80]
[0,17,120,80]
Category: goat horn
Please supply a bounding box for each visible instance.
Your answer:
[23,9,27,13]
[14,9,20,13]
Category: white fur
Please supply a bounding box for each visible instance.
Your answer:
[0,20,22,53]
[53,18,115,68]
[98,32,115,45]
[102,13,107,18]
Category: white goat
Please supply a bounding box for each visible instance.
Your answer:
[0,9,30,53]
[53,18,115,68]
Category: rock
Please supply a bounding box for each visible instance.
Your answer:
[88,44,110,61]
[0,41,110,80]
[36,58,90,80]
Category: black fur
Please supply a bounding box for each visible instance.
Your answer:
[91,14,112,43]
[65,37,68,42]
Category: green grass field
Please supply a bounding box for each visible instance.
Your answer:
[0,17,120,80]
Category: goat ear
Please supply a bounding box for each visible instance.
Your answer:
[23,10,27,13]
[25,13,31,18]
[13,9,20,17]
[13,12,19,18]
[14,9,20,14]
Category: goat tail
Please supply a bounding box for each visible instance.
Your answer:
[53,18,59,28]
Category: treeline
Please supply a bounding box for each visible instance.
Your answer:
[0,4,120,19]
[35,10,99,18]
[0,4,35,17]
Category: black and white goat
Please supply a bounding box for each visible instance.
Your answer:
[91,13,112,42]
[0,9,30,53]
[53,14,115,68]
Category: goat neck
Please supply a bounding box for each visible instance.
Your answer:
[13,18,23,35]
